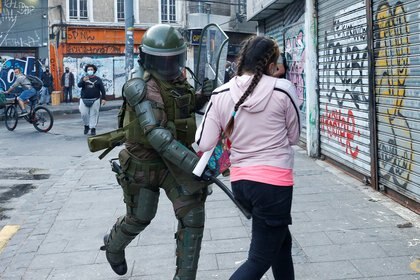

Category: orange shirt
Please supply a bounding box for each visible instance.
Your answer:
[230,165,294,186]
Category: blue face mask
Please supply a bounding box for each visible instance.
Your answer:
[87,70,94,76]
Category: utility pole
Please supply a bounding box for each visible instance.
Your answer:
[125,0,134,80]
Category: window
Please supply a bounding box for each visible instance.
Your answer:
[161,0,176,23]
[117,0,125,21]
[69,0,88,20]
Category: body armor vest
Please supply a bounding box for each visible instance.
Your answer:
[123,76,197,148]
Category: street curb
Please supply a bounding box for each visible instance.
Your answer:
[0,103,121,121]
[50,104,121,116]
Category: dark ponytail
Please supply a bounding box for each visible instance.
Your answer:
[225,37,279,138]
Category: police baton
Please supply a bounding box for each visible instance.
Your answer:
[209,175,251,219]
[193,148,251,220]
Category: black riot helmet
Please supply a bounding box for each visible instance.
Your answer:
[140,24,187,81]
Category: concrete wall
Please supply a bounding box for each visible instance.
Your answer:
[139,0,159,24]
[93,1,114,22]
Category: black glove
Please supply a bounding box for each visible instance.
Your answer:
[201,78,214,97]
[194,167,214,182]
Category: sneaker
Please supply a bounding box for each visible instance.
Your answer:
[90,128,96,136]
[19,110,29,117]
[84,126,89,135]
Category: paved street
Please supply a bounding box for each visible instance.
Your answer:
[0,101,419,280]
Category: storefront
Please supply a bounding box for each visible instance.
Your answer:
[247,0,420,210]
[49,26,145,98]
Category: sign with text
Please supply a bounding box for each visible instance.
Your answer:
[190,29,202,46]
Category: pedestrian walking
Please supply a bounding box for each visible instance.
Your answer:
[195,36,301,280]
[61,66,75,103]
[77,64,106,136]
[98,24,213,279]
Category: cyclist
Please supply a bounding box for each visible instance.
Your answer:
[4,67,37,116]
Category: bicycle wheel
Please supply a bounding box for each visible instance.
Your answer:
[32,106,54,132]
[5,106,18,131]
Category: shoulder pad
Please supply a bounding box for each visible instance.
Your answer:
[122,77,147,106]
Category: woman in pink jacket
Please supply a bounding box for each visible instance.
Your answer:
[195,36,301,280]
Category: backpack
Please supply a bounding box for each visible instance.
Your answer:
[26,75,43,91]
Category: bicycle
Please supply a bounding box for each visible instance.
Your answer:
[2,91,54,132]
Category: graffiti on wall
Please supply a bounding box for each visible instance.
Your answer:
[65,45,125,55]
[285,26,305,111]
[319,2,368,159]
[321,104,361,158]
[0,56,43,91]
[375,1,413,188]
[67,29,97,42]
[0,0,40,47]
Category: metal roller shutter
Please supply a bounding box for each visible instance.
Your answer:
[318,0,371,176]
[373,0,420,203]
[266,14,284,46]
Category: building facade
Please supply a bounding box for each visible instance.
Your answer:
[47,0,154,98]
[1,0,257,98]
[0,0,49,91]
[249,0,420,212]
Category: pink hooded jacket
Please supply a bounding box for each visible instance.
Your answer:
[195,74,301,170]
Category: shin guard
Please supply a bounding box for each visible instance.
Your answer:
[105,216,139,264]
[174,227,204,280]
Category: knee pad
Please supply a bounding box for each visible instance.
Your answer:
[131,187,160,222]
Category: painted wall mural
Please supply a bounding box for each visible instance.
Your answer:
[319,1,369,165]
[285,25,305,111]
[0,55,44,92]
[375,1,414,189]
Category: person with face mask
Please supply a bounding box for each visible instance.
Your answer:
[39,67,53,105]
[77,64,106,136]
[61,66,75,103]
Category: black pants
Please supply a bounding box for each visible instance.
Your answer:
[63,87,72,103]
[230,180,294,280]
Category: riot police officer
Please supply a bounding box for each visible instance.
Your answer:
[100,24,213,279]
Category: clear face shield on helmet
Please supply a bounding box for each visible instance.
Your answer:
[142,50,186,81]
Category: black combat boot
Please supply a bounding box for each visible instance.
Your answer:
[100,234,127,275]
[84,125,89,135]
[91,128,96,136]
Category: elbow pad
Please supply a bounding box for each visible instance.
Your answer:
[133,100,160,133]
[148,128,199,173]
[134,100,199,173]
